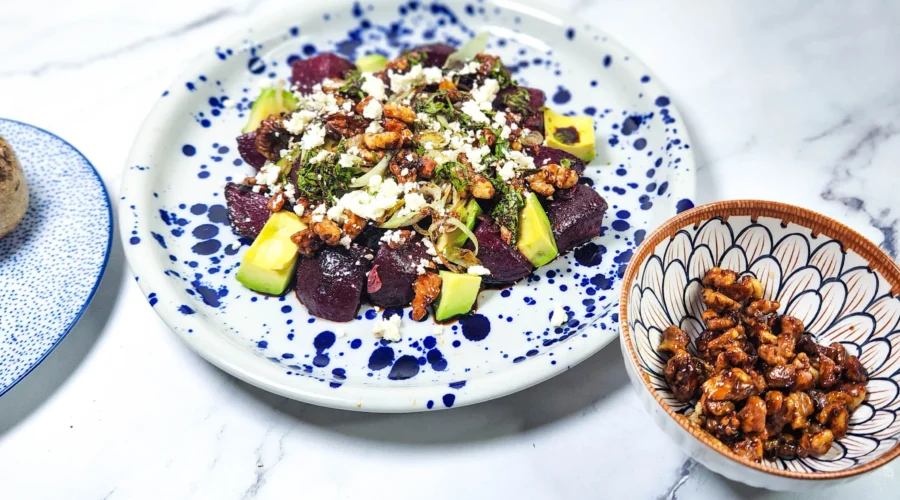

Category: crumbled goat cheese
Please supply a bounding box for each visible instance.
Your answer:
[497,160,517,181]
[296,86,340,113]
[308,149,332,164]
[299,123,326,150]
[293,204,305,216]
[471,79,500,109]
[415,258,431,275]
[254,163,281,186]
[342,101,352,111]
[423,66,443,84]
[467,265,491,276]
[493,111,507,127]
[283,182,297,202]
[400,167,409,176]
[380,229,404,244]
[389,64,425,94]
[327,204,345,222]
[456,61,480,76]
[310,203,327,223]
[401,182,419,193]
[368,174,383,190]
[399,192,427,216]
[550,305,568,327]
[365,120,384,134]
[423,238,438,256]
[461,100,490,124]
[433,324,444,336]
[507,150,536,170]
[361,73,386,100]
[373,314,403,342]
[362,98,383,120]
[340,235,352,249]
[364,253,374,260]
[336,178,402,220]
[338,153,361,169]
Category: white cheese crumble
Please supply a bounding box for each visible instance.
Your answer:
[423,238,438,256]
[327,205,345,222]
[361,73,386,100]
[467,265,491,276]
[254,163,281,186]
[497,160,517,181]
[308,150,332,164]
[389,64,425,94]
[415,258,431,275]
[373,314,403,342]
[423,66,443,84]
[335,178,402,220]
[550,305,568,327]
[340,235,352,249]
[471,78,500,109]
[299,122,326,150]
[293,204,305,216]
[310,203,327,223]
[399,192,427,217]
[362,98,383,120]
[338,153,361,169]
[433,324,444,336]
[507,150,536,170]
[283,182,297,202]
[460,100,490,124]
[365,120,384,134]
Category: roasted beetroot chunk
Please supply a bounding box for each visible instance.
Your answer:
[224,183,271,240]
[367,239,431,308]
[291,53,356,94]
[408,43,456,67]
[496,86,545,133]
[527,145,586,174]
[545,183,608,253]
[468,217,533,285]
[236,132,267,170]
[295,245,368,322]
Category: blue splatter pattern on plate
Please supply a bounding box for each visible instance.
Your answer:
[0,119,112,397]
[121,0,695,411]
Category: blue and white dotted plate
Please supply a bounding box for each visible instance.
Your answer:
[0,119,112,397]
[121,0,695,412]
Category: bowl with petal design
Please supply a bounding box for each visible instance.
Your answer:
[619,200,900,490]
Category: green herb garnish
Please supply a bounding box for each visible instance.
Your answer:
[501,87,531,114]
[490,59,517,89]
[434,161,472,193]
[338,70,365,99]
[293,143,363,203]
[490,178,524,244]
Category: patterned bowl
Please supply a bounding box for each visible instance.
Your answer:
[619,200,900,490]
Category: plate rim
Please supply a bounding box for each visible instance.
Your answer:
[0,117,114,398]
[119,0,697,412]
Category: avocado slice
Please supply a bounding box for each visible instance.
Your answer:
[236,211,307,295]
[242,88,299,134]
[436,198,482,252]
[517,192,558,267]
[355,54,388,73]
[543,108,596,162]
[434,271,482,321]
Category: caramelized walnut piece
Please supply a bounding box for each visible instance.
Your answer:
[702,267,737,289]
[478,128,497,147]
[291,229,321,257]
[265,191,285,213]
[438,79,456,91]
[658,326,689,355]
[312,219,342,246]
[745,298,780,316]
[664,350,707,403]
[817,402,850,439]
[254,114,291,161]
[704,413,742,442]
[411,272,442,321]
[419,157,437,178]
[720,276,759,302]
[525,163,579,197]
[844,355,868,383]
[799,429,834,457]
[389,150,421,184]
[784,391,814,430]
[383,103,417,124]
[325,112,369,138]
[701,368,755,403]
[363,131,406,150]
[731,436,764,461]
[702,288,741,312]
[342,212,366,239]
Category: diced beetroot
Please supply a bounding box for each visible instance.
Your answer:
[367,239,431,308]
[236,132,266,170]
[295,245,369,322]
[526,145,586,174]
[291,53,356,94]
[545,183,608,253]
[523,113,544,134]
[408,43,456,67]
[224,183,271,240]
[467,217,533,285]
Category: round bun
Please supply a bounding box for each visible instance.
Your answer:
[0,136,29,238]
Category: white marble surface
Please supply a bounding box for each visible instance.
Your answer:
[1,0,899,498]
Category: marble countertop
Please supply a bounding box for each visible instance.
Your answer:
[1,0,898,498]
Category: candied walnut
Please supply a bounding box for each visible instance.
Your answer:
[255,114,291,161]
[312,218,342,246]
[702,267,738,288]
[809,389,828,412]
[765,391,790,435]
[737,395,767,434]
[411,272,442,321]
[731,436,764,461]
[834,382,867,410]
[799,429,834,457]
[354,96,374,115]
[817,402,850,439]
[475,53,502,75]
[745,299,780,316]
[701,309,721,323]
[705,327,746,359]
[784,391,814,430]
[765,364,795,389]
[659,326,689,355]
[715,345,753,373]
[525,163,579,197]
[825,342,849,366]
[777,434,800,458]
[796,333,819,356]
[707,315,737,332]
[363,131,406,150]
[385,55,410,73]
[705,400,736,417]
[525,171,555,196]
[419,157,437,178]
[389,150,421,184]
[704,412,742,442]
[748,320,778,344]
[325,112,369,138]
[702,288,741,312]
[778,315,805,342]
[470,173,495,199]
[382,118,408,133]
[291,229,321,257]
[385,229,415,249]
[747,369,768,395]
[720,276,758,302]
[383,102,417,124]
[478,128,497,147]
[342,211,366,239]
[791,353,817,392]
[845,355,868,383]
[438,79,456,91]
[816,354,841,389]
[266,191,285,213]
[665,350,707,403]
[701,368,755,403]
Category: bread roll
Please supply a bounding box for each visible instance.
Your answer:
[0,136,29,238]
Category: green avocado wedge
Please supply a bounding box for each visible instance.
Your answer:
[355,54,388,72]
[517,192,558,267]
[242,88,299,134]
[434,271,482,321]
[236,211,307,295]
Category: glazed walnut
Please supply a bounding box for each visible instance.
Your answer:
[255,114,291,161]
[411,272,442,321]
[383,102,417,124]
[657,266,869,463]
[291,229,321,257]
[525,163,579,197]
[325,112,369,138]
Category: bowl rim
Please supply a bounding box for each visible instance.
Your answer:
[618,199,900,480]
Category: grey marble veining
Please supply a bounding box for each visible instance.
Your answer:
[0,1,898,498]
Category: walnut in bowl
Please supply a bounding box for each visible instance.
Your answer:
[0,136,29,238]
[619,200,900,490]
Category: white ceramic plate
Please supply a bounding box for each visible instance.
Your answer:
[120,0,695,412]
[0,118,112,397]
